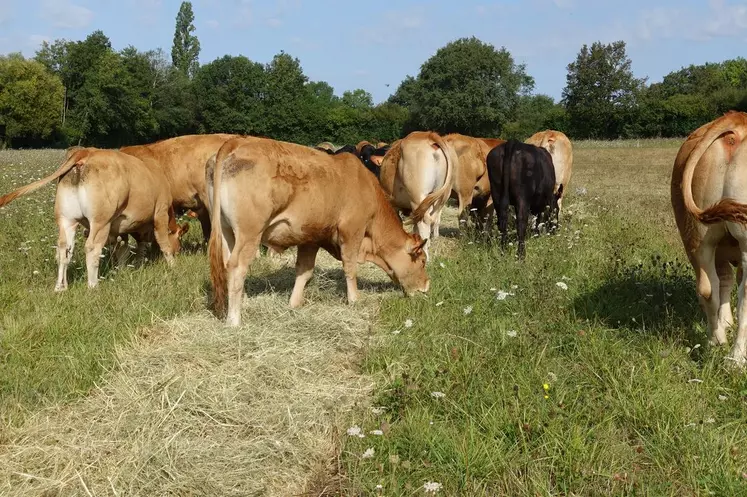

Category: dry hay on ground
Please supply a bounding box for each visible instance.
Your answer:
[0,208,462,497]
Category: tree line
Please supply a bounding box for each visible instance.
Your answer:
[1,1,747,148]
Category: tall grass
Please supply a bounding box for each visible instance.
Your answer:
[340,145,747,495]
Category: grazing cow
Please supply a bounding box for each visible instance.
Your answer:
[673,111,747,366]
[526,130,573,212]
[487,140,559,259]
[120,133,236,242]
[443,134,505,230]
[378,131,457,259]
[207,136,431,327]
[0,148,187,290]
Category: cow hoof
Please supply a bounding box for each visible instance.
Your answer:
[54,285,67,292]
[724,354,747,371]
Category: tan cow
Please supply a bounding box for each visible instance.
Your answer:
[525,130,573,212]
[442,134,507,230]
[207,136,431,327]
[673,111,747,366]
[0,148,187,290]
[377,131,456,259]
[120,133,236,241]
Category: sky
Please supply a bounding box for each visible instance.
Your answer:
[1,0,747,104]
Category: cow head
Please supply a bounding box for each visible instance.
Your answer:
[387,233,430,296]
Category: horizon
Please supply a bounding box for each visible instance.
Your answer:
[1,0,746,104]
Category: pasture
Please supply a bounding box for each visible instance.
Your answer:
[1,139,747,496]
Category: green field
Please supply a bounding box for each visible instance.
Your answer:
[1,141,747,495]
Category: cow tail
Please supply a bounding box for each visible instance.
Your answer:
[500,140,515,218]
[409,132,457,225]
[681,119,747,224]
[0,149,89,207]
[208,143,232,318]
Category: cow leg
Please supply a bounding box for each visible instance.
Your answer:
[197,208,211,245]
[516,201,529,260]
[226,235,260,327]
[726,247,747,367]
[340,234,365,304]
[55,218,78,292]
[152,208,176,266]
[415,220,431,262]
[695,241,726,346]
[432,208,443,240]
[85,222,112,289]
[290,244,320,308]
[717,258,736,334]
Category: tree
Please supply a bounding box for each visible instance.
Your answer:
[501,94,567,139]
[396,37,534,136]
[0,53,64,146]
[192,55,266,135]
[263,51,311,143]
[562,41,646,139]
[171,1,200,78]
[341,89,373,109]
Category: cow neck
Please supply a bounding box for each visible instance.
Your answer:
[369,189,410,262]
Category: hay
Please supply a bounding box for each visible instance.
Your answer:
[0,207,464,497]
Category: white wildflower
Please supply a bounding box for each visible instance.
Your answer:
[439,262,445,268]
[688,378,703,384]
[423,481,443,493]
[718,395,728,401]
[496,290,515,301]
[705,417,716,424]
[371,407,386,415]
[347,426,362,437]
[490,287,497,291]
[435,301,444,307]
[511,284,519,289]
[362,447,375,459]
[463,305,473,315]
[506,330,518,338]
[376,484,383,490]
[370,430,384,436]
[430,391,445,399]
[556,282,568,291]
[404,319,414,328]
[32,270,39,275]
[391,329,401,335]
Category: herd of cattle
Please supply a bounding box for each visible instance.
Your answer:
[6,111,747,364]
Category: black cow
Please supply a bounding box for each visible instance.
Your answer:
[358,143,389,178]
[486,139,560,259]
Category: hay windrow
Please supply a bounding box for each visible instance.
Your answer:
[0,208,462,497]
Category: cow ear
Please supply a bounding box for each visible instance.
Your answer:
[407,235,427,256]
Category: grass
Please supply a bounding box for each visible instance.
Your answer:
[0,149,211,425]
[340,146,747,495]
[2,143,747,495]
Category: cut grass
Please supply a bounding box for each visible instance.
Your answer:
[340,146,747,495]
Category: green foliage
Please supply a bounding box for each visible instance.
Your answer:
[396,37,534,136]
[171,1,200,78]
[501,94,568,140]
[562,41,646,139]
[192,55,266,135]
[0,53,64,146]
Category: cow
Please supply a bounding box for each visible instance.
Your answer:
[487,140,559,259]
[120,133,237,243]
[359,142,390,178]
[206,136,431,327]
[378,131,457,259]
[443,134,506,231]
[525,130,573,213]
[0,148,187,290]
[672,111,747,366]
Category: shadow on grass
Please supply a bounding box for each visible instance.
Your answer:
[573,256,702,343]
